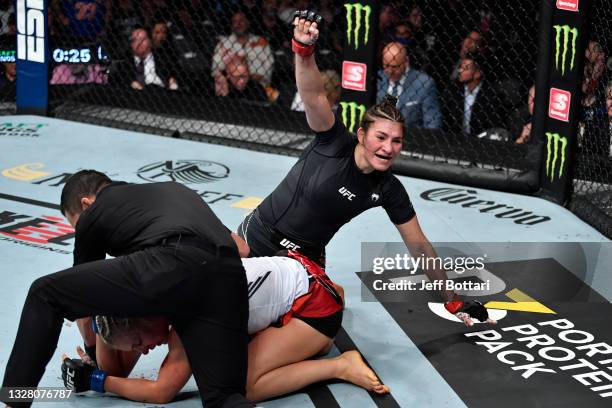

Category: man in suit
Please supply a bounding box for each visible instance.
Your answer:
[214,58,268,102]
[113,27,178,91]
[442,52,505,137]
[377,42,441,129]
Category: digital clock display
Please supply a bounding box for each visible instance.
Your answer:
[52,45,108,64]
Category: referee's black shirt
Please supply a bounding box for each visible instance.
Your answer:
[72,181,234,265]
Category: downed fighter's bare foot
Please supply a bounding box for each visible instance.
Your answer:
[337,350,390,394]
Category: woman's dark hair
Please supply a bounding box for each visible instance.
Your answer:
[359,94,405,133]
[59,170,111,216]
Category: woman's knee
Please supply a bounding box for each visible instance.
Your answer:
[317,339,334,356]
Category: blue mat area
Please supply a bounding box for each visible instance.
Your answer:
[0,116,609,407]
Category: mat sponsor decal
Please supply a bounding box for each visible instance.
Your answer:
[359,245,611,407]
[136,160,229,184]
[0,122,47,137]
[1,163,245,206]
[420,188,551,225]
[0,209,74,254]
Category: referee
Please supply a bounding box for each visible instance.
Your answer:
[1,170,253,408]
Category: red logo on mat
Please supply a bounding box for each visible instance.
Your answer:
[548,88,571,122]
[556,0,579,11]
[342,61,367,91]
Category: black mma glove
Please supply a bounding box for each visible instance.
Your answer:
[292,10,323,57]
[445,300,489,322]
[61,358,107,393]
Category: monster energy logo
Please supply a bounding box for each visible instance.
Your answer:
[340,101,366,133]
[545,132,568,181]
[553,25,578,76]
[345,3,371,49]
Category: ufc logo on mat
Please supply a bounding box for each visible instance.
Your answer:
[342,61,367,91]
[548,88,571,122]
[17,0,45,63]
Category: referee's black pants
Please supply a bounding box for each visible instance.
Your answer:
[1,243,252,408]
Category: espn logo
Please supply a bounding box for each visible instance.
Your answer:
[556,0,579,11]
[17,0,45,63]
[548,88,571,122]
[342,61,367,91]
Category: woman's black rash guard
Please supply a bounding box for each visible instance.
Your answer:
[256,114,416,248]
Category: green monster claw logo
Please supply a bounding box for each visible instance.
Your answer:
[545,132,568,181]
[340,101,366,133]
[344,3,371,50]
[553,25,578,76]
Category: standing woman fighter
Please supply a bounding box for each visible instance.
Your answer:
[238,11,490,323]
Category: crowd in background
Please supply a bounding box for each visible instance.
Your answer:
[0,0,610,156]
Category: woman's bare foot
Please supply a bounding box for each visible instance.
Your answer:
[337,350,390,394]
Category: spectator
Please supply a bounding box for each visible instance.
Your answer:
[322,69,341,109]
[377,42,441,129]
[215,57,268,102]
[514,85,534,144]
[277,0,307,24]
[113,27,178,90]
[607,81,612,156]
[392,20,428,72]
[254,0,289,51]
[582,40,607,109]
[0,34,15,99]
[0,0,14,36]
[108,0,144,52]
[379,2,399,45]
[0,57,15,98]
[50,63,108,85]
[212,10,274,85]
[450,30,485,82]
[442,52,505,137]
[58,0,109,41]
[149,19,178,66]
[291,69,341,112]
[406,5,436,71]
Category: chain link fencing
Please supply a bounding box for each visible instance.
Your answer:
[46,0,339,152]
[570,0,612,238]
[380,2,539,176]
[4,1,609,235]
[43,2,539,162]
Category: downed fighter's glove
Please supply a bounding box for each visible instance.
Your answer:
[292,10,323,57]
[61,357,107,393]
[444,300,491,326]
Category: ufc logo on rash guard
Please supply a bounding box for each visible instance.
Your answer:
[338,187,356,201]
